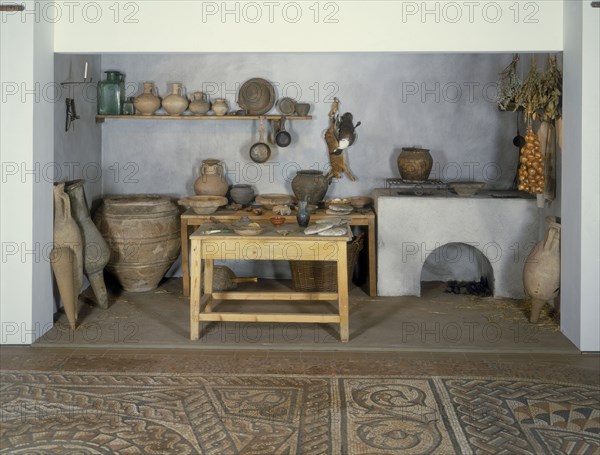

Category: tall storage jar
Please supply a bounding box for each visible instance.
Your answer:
[97,70,125,115]
[94,195,181,292]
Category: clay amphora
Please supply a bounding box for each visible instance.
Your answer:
[94,195,181,292]
[291,170,329,205]
[523,216,561,322]
[52,183,84,329]
[189,91,211,115]
[134,82,161,115]
[397,147,433,182]
[162,82,189,115]
[65,180,110,309]
[194,159,229,196]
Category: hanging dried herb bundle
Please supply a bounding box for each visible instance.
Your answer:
[539,55,562,121]
[497,54,521,111]
[515,56,543,121]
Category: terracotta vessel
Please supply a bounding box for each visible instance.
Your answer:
[230,184,255,206]
[189,91,210,115]
[211,98,228,116]
[194,159,229,196]
[134,82,161,116]
[65,180,110,309]
[52,183,84,329]
[162,82,188,115]
[291,170,329,205]
[94,195,181,292]
[523,216,561,322]
[397,147,433,182]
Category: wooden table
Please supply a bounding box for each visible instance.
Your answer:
[181,208,377,296]
[189,226,352,342]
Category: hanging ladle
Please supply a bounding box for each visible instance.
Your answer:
[513,109,526,148]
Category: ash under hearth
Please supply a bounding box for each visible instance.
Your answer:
[445,277,492,297]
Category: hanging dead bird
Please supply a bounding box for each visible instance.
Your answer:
[324,98,358,181]
[333,112,361,155]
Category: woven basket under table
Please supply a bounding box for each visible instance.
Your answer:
[289,234,364,292]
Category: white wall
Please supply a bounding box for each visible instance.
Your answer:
[53,1,563,53]
[0,2,54,344]
[561,1,600,352]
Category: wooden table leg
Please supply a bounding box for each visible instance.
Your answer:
[336,240,349,342]
[190,240,201,340]
[204,258,214,313]
[367,217,377,297]
[181,219,191,297]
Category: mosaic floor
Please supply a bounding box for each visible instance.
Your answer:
[1,369,599,454]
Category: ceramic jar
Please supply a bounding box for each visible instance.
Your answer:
[189,91,211,115]
[94,195,181,292]
[291,170,329,205]
[134,82,161,115]
[397,147,433,182]
[51,183,84,329]
[523,216,561,322]
[211,98,228,116]
[194,159,229,196]
[230,184,255,206]
[296,200,311,227]
[162,82,189,115]
[65,180,110,309]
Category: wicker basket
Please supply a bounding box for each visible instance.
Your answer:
[289,234,364,292]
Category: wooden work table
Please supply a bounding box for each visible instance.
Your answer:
[189,225,352,342]
[180,207,377,296]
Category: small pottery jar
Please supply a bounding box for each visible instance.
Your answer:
[397,147,433,182]
[291,169,329,205]
[52,183,84,329]
[523,216,561,322]
[65,180,110,309]
[211,98,228,116]
[296,199,311,228]
[194,159,229,196]
[134,82,161,116]
[230,184,255,206]
[189,91,211,115]
[162,82,189,115]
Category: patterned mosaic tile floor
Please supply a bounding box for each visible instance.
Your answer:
[1,348,599,454]
[1,368,599,454]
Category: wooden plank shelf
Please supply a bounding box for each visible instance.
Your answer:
[96,114,312,123]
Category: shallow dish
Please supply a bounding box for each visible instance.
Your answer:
[348,196,373,208]
[255,194,293,209]
[233,226,264,236]
[449,182,485,197]
[177,195,228,215]
[270,216,287,228]
[277,97,297,116]
[237,78,276,115]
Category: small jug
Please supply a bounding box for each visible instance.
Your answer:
[162,82,189,115]
[296,198,311,228]
[212,98,229,116]
[134,82,161,116]
[189,91,211,115]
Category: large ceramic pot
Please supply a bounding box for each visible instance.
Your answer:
[65,180,110,309]
[194,159,229,196]
[162,82,188,115]
[134,82,161,116]
[52,183,84,329]
[523,216,561,322]
[230,184,255,206]
[397,147,433,182]
[291,170,329,205]
[94,195,181,292]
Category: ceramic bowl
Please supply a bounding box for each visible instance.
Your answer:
[450,182,485,197]
[255,194,293,209]
[295,103,310,116]
[348,196,373,208]
[234,226,264,236]
[270,216,286,228]
[178,195,228,215]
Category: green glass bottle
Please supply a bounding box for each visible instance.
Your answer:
[97,71,125,115]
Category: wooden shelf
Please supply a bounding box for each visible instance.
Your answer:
[96,114,312,124]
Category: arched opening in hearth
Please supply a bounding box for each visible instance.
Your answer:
[420,242,495,296]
